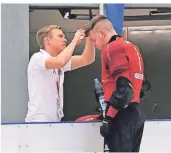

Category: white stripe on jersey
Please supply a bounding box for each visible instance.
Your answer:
[125,41,142,71]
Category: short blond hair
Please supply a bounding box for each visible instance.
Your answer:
[36,25,62,49]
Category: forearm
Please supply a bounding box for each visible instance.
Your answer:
[106,76,133,118]
[70,37,95,70]
[81,37,95,64]
[57,39,77,67]
[105,104,118,119]
[45,39,77,69]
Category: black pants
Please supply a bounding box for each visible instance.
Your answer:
[104,102,145,152]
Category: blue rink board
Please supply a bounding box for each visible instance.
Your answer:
[1,119,171,125]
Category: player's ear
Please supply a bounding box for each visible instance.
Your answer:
[100,30,106,38]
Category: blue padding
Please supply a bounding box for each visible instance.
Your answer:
[105,4,124,35]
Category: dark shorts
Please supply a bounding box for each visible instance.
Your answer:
[104,102,145,152]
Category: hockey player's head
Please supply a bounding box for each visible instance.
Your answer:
[86,15,117,50]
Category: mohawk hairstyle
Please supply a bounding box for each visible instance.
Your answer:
[85,15,108,37]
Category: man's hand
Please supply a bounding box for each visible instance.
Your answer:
[73,29,85,45]
[70,28,95,70]
[100,118,112,137]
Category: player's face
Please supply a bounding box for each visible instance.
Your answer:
[90,30,106,50]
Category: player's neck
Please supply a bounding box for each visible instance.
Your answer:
[105,32,118,45]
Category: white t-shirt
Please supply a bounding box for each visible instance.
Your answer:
[25,49,71,122]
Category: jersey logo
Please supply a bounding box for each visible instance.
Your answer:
[134,73,144,80]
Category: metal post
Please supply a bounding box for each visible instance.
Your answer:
[99,3,106,15]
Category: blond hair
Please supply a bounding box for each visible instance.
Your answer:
[36,25,62,49]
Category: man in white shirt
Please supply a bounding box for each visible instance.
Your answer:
[25,25,95,122]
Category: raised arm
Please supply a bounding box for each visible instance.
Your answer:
[45,30,84,70]
[71,36,95,70]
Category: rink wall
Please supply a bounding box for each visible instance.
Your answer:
[1,120,171,152]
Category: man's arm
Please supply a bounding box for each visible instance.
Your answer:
[100,71,134,138]
[106,67,130,118]
[100,50,133,137]
[71,36,95,70]
[106,51,132,118]
[45,30,83,70]
[106,71,133,118]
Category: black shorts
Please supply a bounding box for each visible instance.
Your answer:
[104,102,145,152]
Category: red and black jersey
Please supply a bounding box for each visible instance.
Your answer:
[101,37,144,117]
